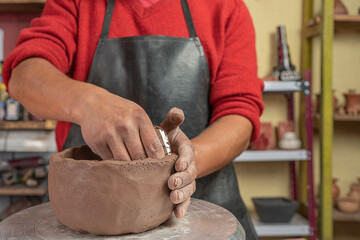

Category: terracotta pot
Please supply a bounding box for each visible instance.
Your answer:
[337,197,359,213]
[347,184,360,202]
[332,178,340,203]
[344,90,360,115]
[251,133,269,151]
[334,0,348,15]
[49,145,177,235]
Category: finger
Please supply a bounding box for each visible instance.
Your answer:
[174,196,191,218]
[174,139,194,172]
[170,181,196,204]
[123,129,148,160]
[160,107,185,133]
[140,124,165,159]
[107,137,131,161]
[92,143,113,160]
[168,162,197,190]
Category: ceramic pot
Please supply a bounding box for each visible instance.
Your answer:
[337,197,359,213]
[49,145,177,235]
[251,133,269,151]
[344,90,360,115]
[278,132,301,150]
[347,184,360,202]
[334,0,348,15]
[332,178,340,203]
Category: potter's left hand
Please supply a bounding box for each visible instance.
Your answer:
[160,108,197,218]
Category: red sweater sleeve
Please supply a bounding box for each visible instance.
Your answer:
[2,0,78,92]
[209,0,264,140]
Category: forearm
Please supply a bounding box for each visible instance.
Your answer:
[192,115,253,178]
[8,58,103,124]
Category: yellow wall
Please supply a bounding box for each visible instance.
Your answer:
[235,0,360,238]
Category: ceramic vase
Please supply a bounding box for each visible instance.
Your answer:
[347,184,360,202]
[337,197,359,213]
[334,0,348,15]
[332,178,340,203]
[278,132,301,150]
[344,90,360,115]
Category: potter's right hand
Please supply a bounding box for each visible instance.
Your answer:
[76,88,165,160]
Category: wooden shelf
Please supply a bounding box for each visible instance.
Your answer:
[0,0,45,12]
[305,14,360,38]
[0,120,56,130]
[333,207,360,222]
[0,179,47,196]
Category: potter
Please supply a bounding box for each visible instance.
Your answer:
[3,0,263,238]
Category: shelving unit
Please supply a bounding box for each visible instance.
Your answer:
[252,213,310,237]
[235,149,308,162]
[0,0,45,12]
[333,208,360,222]
[236,80,316,239]
[0,120,56,130]
[0,179,47,196]
[302,0,360,239]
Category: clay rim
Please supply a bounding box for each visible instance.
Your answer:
[51,145,178,167]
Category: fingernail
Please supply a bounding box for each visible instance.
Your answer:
[181,209,185,217]
[174,178,181,188]
[178,191,183,200]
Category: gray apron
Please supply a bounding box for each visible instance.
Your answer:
[60,0,258,239]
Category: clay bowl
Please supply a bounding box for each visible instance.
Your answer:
[48,145,178,235]
[337,197,359,214]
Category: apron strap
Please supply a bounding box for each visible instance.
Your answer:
[100,0,197,39]
[101,0,116,39]
[181,0,197,38]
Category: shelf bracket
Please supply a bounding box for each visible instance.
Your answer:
[296,81,310,95]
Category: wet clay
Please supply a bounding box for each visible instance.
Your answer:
[48,145,178,235]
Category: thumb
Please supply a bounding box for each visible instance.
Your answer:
[160,107,185,133]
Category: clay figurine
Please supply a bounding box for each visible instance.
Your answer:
[278,132,301,150]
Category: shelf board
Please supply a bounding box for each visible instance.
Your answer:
[0,179,47,196]
[234,150,309,162]
[314,113,360,122]
[0,120,56,130]
[305,14,360,38]
[263,81,305,93]
[333,207,360,222]
[252,213,310,237]
[0,130,57,152]
[0,0,45,12]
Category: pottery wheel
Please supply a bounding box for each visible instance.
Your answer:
[0,198,245,240]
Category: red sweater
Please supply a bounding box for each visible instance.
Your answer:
[3,0,264,151]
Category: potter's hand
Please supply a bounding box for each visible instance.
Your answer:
[160,108,197,218]
[79,89,165,160]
